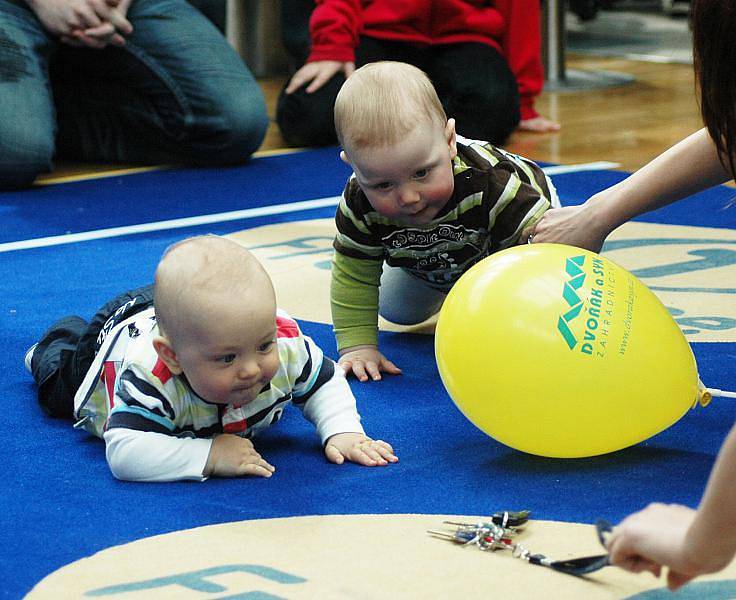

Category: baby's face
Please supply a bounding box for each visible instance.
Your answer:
[346,120,457,226]
[173,294,280,408]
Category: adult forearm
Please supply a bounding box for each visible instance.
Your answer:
[687,423,736,572]
[589,128,732,233]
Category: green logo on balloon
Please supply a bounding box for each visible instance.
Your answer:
[557,256,586,349]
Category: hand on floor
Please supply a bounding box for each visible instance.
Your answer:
[338,345,402,382]
[325,433,398,466]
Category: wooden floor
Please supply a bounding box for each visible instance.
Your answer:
[507,55,702,172]
[37,54,704,184]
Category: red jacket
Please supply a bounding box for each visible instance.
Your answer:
[308,0,543,120]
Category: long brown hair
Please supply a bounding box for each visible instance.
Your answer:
[692,0,736,179]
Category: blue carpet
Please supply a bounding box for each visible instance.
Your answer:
[2,149,735,598]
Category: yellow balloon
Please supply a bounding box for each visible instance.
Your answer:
[435,243,700,458]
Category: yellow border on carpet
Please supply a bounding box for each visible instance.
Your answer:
[34,147,306,186]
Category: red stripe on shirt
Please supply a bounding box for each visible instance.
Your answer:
[276,315,300,338]
[103,361,117,410]
[151,358,172,384]
[223,419,248,433]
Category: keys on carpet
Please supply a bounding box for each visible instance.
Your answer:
[428,512,612,577]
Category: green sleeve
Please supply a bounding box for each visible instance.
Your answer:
[330,250,384,351]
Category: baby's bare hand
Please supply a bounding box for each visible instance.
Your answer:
[205,434,275,478]
[338,345,401,382]
[324,433,398,466]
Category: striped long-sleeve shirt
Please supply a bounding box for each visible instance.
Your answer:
[73,307,363,482]
[331,136,557,350]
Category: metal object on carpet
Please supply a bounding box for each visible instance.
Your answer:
[428,512,612,577]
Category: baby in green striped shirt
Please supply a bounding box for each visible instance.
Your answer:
[331,61,558,382]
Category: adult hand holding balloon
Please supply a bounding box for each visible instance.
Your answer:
[435,243,715,458]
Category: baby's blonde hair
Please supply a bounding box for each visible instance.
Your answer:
[334,61,447,151]
[154,235,273,344]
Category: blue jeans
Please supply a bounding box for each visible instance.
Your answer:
[378,264,448,325]
[0,0,269,189]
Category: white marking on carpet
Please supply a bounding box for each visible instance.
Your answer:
[1,162,621,253]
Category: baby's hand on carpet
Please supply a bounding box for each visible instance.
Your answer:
[205,434,275,478]
[338,345,401,382]
[324,433,398,466]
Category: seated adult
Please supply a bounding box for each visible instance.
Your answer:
[276,0,560,148]
[0,0,269,189]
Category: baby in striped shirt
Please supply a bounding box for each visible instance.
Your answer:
[26,235,397,482]
[331,61,559,382]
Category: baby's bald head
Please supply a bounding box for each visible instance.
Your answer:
[154,236,274,345]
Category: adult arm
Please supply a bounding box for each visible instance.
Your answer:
[530,128,733,251]
[607,422,736,589]
[283,0,360,94]
[308,0,361,63]
[687,422,736,572]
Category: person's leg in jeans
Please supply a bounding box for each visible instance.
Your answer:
[51,0,268,166]
[378,264,447,325]
[30,285,155,419]
[0,0,56,189]
[276,36,427,147]
[430,43,520,145]
[186,0,225,33]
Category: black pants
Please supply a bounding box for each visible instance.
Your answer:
[276,36,521,147]
[29,285,155,419]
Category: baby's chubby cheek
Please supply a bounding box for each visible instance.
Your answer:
[435,179,454,203]
[364,196,395,217]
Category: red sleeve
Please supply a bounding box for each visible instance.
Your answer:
[307,0,363,63]
[493,0,544,120]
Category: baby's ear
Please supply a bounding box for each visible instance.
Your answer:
[339,150,351,165]
[152,335,183,375]
[445,118,458,160]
